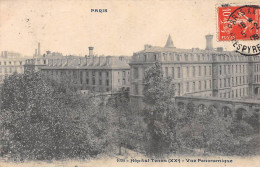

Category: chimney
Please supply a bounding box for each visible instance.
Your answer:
[38,42,41,56]
[88,47,94,57]
[4,51,8,58]
[205,34,213,50]
[35,49,38,57]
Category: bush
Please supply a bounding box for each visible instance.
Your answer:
[229,121,255,138]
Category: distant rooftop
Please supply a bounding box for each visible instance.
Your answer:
[135,34,231,54]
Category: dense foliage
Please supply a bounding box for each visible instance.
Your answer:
[0,66,259,161]
[0,72,116,161]
[142,62,259,157]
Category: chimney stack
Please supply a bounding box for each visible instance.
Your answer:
[38,42,41,56]
[35,49,38,57]
[4,51,7,58]
[205,34,213,50]
[88,46,94,57]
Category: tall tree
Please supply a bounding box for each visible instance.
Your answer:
[142,62,177,156]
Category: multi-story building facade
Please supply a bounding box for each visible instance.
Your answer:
[24,47,131,93]
[129,34,260,104]
[0,51,27,84]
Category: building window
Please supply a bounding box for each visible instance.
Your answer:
[106,71,109,77]
[123,78,126,85]
[99,71,102,77]
[177,83,181,96]
[80,71,83,84]
[193,66,196,77]
[219,65,222,75]
[192,82,195,91]
[134,67,138,79]
[123,71,126,77]
[177,54,180,61]
[165,67,168,77]
[186,66,189,77]
[86,78,89,84]
[186,82,189,92]
[204,80,207,89]
[209,66,212,75]
[199,66,201,76]
[135,84,138,95]
[106,79,109,86]
[204,66,207,76]
[154,54,157,61]
[172,67,174,79]
[178,67,181,78]
[99,79,102,85]
[92,71,95,77]
[185,54,188,61]
[92,78,95,85]
[73,71,77,79]
[199,81,201,90]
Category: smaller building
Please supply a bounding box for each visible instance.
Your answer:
[0,51,27,84]
[24,47,131,94]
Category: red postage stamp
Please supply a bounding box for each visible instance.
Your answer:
[218,5,260,41]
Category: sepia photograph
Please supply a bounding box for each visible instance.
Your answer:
[0,0,259,167]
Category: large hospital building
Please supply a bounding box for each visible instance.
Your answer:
[129,34,260,104]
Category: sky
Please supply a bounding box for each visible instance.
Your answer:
[0,0,259,57]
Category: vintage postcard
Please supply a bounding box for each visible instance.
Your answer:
[0,0,259,167]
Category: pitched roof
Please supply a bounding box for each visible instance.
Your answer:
[164,34,175,48]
